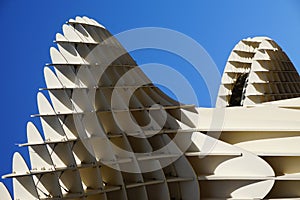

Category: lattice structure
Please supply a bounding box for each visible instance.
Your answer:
[217,37,300,107]
[1,17,300,200]
[1,16,199,200]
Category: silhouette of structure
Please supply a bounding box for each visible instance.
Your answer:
[1,17,300,199]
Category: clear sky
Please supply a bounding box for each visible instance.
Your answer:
[0,0,299,194]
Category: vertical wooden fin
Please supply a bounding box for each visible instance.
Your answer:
[12,153,39,200]
[0,182,12,200]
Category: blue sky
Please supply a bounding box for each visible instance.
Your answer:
[0,0,299,194]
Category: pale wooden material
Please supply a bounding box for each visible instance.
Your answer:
[1,17,300,200]
[217,37,300,107]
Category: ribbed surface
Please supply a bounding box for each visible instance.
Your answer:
[217,37,300,107]
[1,16,199,200]
[1,17,300,200]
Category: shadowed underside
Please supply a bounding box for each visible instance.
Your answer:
[1,17,300,200]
